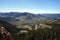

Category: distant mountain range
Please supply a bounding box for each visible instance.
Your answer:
[0,12,60,19]
[0,12,47,25]
[0,12,60,25]
[40,14,60,19]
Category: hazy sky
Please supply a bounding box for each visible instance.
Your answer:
[0,0,60,13]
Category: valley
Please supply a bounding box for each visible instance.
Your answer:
[0,12,60,40]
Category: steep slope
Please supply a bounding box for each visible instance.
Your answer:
[0,19,20,33]
[0,26,12,40]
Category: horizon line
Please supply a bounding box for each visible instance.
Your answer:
[0,11,60,14]
[0,9,60,14]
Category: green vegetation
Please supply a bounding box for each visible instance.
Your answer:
[0,17,60,40]
[0,32,2,40]
[11,28,60,40]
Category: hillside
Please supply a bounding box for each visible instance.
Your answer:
[0,12,60,40]
[0,12,47,25]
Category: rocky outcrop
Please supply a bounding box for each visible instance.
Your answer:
[43,19,60,29]
[0,25,12,40]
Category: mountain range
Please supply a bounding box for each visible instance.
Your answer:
[0,12,60,19]
[0,12,46,25]
[40,14,60,19]
[0,12,60,25]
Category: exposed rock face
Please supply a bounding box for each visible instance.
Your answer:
[18,23,52,31]
[43,19,60,29]
[44,19,60,24]
[0,25,12,40]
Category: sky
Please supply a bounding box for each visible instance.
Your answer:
[0,0,60,13]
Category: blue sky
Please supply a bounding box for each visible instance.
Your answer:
[0,0,60,13]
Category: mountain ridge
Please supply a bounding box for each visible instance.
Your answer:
[0,12,60,25]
